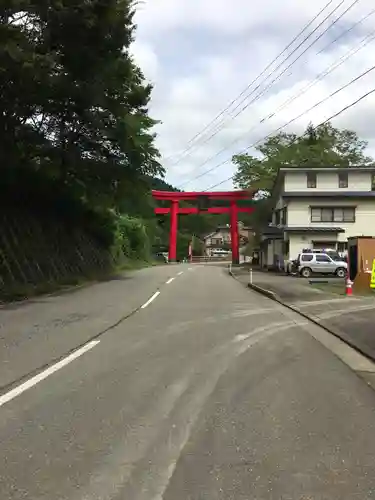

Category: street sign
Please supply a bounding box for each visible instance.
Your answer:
[371,259,375,288]
[197,196,210,212]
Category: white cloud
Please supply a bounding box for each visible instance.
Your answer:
[132,0,375,190]
[131,40,159,82]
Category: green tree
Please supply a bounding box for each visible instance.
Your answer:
[1,0,163,211]
[233,122,373,191]
[232,122,374,245]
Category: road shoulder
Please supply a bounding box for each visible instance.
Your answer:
[0,264,183,390]
[231,266,375,368]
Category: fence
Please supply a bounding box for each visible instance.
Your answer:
[191,255,231,263]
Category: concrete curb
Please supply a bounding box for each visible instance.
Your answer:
[229,268,278,301]
[229,270,375,364]
[248,283,277,301]
[228,267,236,279]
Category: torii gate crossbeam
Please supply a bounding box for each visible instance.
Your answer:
[152,190,256,264]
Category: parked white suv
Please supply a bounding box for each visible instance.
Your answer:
[297,252,347,278]
[285,248,345,274]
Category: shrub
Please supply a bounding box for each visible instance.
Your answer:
[114,215,151,262]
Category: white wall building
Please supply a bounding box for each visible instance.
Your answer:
[260,166,375,269]
[203,223,252,257]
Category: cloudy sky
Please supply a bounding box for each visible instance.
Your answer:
[132,0,375,190]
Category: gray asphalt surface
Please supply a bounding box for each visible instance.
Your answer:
[233,268,375,363]
[1,264,375,499]
[0,265,178,388]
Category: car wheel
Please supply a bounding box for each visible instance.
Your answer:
[300,267,312,278]
[336,267,346,278]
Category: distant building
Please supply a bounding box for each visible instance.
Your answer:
[203,222,252,257]
[260,166,375,270]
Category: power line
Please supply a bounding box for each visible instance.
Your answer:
[179,29,375,188]
[205,87,375,190]
[166,0,337,165]
[201,70,375,190]
[266,32,375,119]
[172,0,361,170]
[320,87,375,124]
[266,63,375,134]
[176,0,361,171]
[316,7,375,55]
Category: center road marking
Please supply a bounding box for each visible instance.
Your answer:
[141,291,161,308]
[0,340,100,408]
[166,270,185,284]
[0,268,188,408]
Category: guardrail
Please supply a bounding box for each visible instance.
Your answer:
[191,256,231,263]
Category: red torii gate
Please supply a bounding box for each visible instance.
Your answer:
[152,190,256,264]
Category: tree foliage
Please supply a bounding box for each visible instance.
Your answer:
[1,0,268,264]
[232,122,374,244]
[1,0,163,212]
[233,122,373,191]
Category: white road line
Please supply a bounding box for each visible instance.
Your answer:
[166,277,175,284]
[177,271,184,276]
[187,267,193,271]
[233,320,308,343]
[141,291,160,308]
[0,340,100,408]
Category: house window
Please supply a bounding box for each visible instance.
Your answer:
[338,172,348,188]
[372,174,375,191]
[211,238,222,245]
[283,240,290,255]
[310,207,355,223]
[337,241,348,253]
[280,207,287,225]
[313,241,337,250]
[307,172,317,188]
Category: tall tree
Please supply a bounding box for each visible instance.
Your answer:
[0,0,163,211]
[233,122,373,191]
[232,122,374,244]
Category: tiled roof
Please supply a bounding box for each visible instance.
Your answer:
[280,166,375,172]
[283,191,375,198]
[284,226,345,233]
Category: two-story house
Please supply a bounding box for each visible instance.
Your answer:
[203,222,252,256]
[260,166,375,269]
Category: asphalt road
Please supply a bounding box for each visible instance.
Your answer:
[0,265,180,388]
[2,264,375,499]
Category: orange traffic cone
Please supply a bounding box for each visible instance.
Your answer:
[345,278,353,296]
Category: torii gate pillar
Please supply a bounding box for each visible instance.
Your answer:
[230,201,240,265]
[169,200,178,262]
